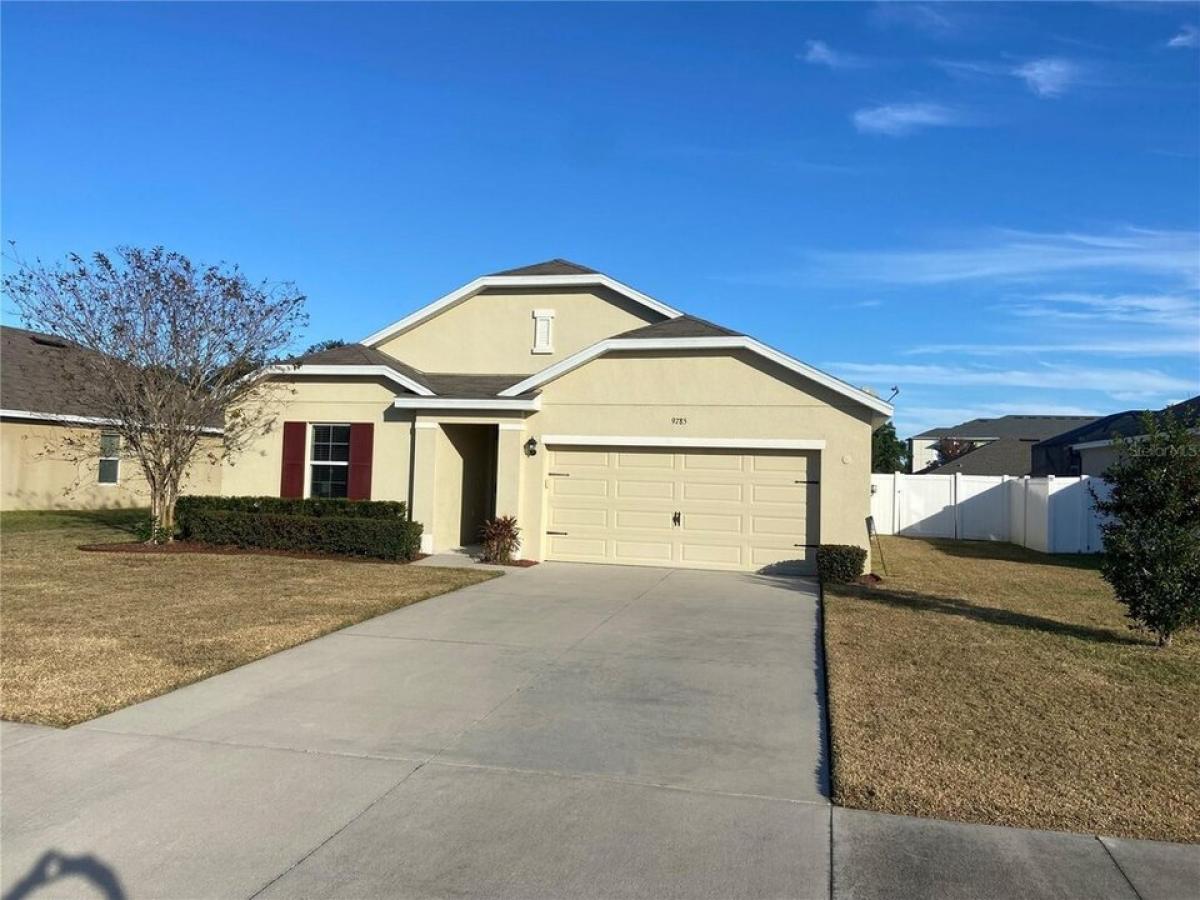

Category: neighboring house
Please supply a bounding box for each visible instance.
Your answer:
[0,325,223,510]
[908,414,1098,476]
[1032,395,1200,477]
[223,259,893,572]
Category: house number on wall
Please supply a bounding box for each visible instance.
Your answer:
[671,417,688,426]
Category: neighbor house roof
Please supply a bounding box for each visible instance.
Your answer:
[614,315,743,340]
[1034,395,1200,451]
[1,325,125,422]
[1,325,224,431]
[489,258,599,277]
[910,414,1097,442]
[918,437,1039,476]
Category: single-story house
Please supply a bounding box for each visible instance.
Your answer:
[908,414,1098,476]
[223,259,893,572]
[1031,395,1200,476]
[0,325,223,510]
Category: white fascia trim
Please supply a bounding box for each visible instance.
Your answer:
[1071,438,1115,451]
[0,408,224,435]
[360,274,682,347]
[542,435,826,451]
[497,336,894,416]
[392,397,542,411]
[260,364,434,397]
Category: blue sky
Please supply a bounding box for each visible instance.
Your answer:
[2,2,1198,438]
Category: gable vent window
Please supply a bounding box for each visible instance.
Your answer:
[532,309,555,354]
[98,432,120,485]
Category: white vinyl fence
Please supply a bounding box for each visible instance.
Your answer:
[870,473,1110,554]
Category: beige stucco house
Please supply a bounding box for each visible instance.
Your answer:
[1,325,223,511]
[223,260,893,572]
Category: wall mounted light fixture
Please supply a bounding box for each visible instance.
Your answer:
[524,437,539,457]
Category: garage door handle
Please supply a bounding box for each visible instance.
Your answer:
[672,511,681,527]
[549,472,570,477]
[794,480,819,484]
[547,531,568,536]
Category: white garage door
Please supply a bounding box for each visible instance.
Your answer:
[544,445,819,572]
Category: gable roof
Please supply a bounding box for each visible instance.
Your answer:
[489,258,599,277]
[910,414,1098,442]
[360,266,682,347]
[614,315,743,340]
[1035,395,1200,450]
[918,437,1038,476]
[268,342,434,396]
[497,333,894,417]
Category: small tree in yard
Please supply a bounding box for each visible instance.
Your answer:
[872,421,907,473]
[3,246,307,539]
[934,437,974,467]
[1092,411,1200,648]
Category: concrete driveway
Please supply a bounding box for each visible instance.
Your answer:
[1,563,832,899]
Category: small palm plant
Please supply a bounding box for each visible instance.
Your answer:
[479,516,521,564]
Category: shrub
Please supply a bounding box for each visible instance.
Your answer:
[479,516,521,564]
[177,496,406,537]
[817,544,867,584]
[132,515,172,545]
[185,509,423,561]
[1092,410,1200,647]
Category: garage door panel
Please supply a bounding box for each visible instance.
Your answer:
[549,507,608,528]
[616,452,676,469]
[682,512,743,534]
[614,539,673,563]
[616,480,674,500]
[751,483,814,504]
[680,453,743,471]
[615,509,673,531]
[551,449,610,468]
[546,446,819,573]
[552,477,609,498]
[682,482,743,502]
[680,543,743,566]
[750,454,811,477]
[548,536,608,560]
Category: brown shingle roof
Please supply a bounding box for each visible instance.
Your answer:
[1,325,118,419]
[287,342,432,392]
[614,315,742,339]
[489,258,599,277]
[421,373,529,398]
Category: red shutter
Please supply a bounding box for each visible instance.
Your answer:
[280,421,306,498]
[347,422,374,500]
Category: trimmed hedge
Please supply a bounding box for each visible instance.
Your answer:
[816,544,868,584]
[184,509,423,561]
[177,496,406,537]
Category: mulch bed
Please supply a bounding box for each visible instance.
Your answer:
[498,559,539,568]
[78,541,429,566]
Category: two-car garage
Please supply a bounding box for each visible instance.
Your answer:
[542,442,820,573]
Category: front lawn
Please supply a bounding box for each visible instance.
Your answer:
[1,510,499,727]
[823,536,1199,844]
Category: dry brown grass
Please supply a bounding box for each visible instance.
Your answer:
[1,511,498,727]
[824,536,1200,844]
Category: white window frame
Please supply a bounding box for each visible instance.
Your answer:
[308,422,352,499]
[98,431,121,486]
[532,309,555,355]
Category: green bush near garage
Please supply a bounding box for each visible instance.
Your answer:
[816,544,868,584]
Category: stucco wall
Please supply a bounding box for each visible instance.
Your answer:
[375,286,663,374]
[513,349,875,561]
[220,377,414,503]
[1,419,222,511]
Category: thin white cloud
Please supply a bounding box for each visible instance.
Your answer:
[1007,292,1199,330]
[1012,57,1082,98]
[852,102,964,136]
[871,3,961,37]
[903,337,1200,358]
[825,362,1196,394]
[802,40,866,69]
[1167,24,1199,49]
[809,228,1200,286]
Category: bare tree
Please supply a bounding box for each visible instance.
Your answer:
[3,246,307,538]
